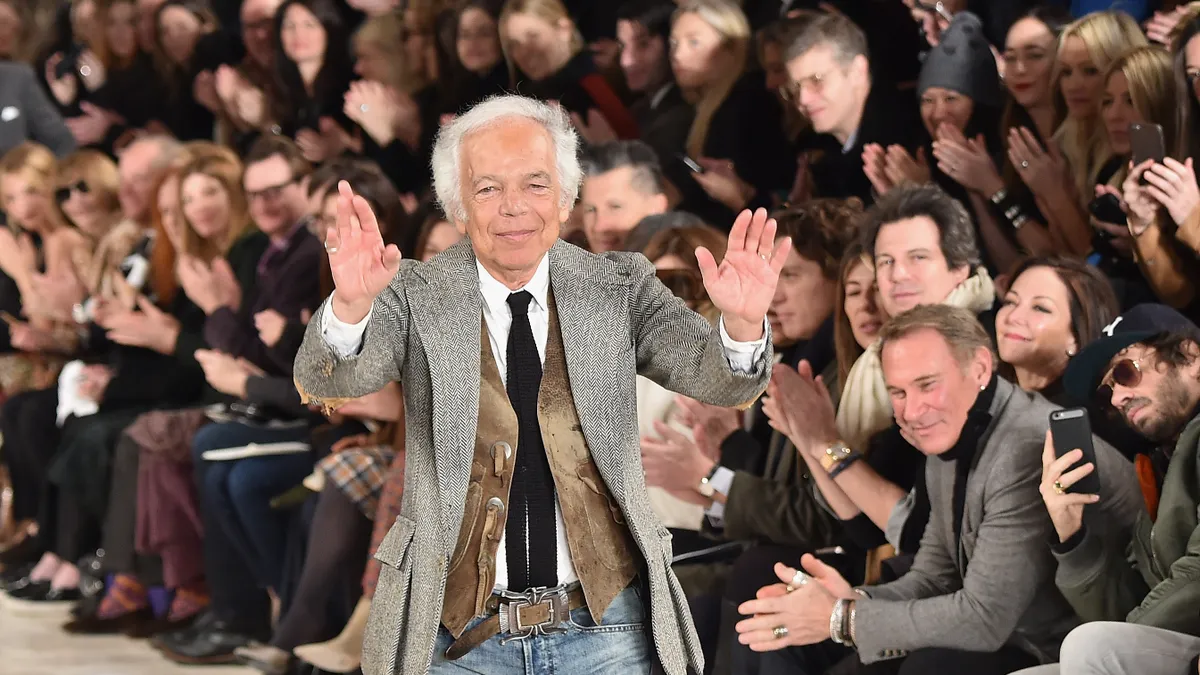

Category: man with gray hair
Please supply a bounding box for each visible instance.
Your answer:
[578,139,669,253]
[293,94,792,674]
[736,304,1118,675]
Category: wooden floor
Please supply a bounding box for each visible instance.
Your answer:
[0,594,255,675]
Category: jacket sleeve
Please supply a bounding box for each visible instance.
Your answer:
[1127,523,1200,635]
[293,269,410,410]
[20,66,75,157]
[628,253,771,410]
[854,442,1056,662]
[1053,523,1150,624]
[714,471,837,547]
[244,374,308,418]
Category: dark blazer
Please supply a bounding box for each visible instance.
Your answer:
[204,223,323,375]
[0,61,75,157]
[807,82,923,205]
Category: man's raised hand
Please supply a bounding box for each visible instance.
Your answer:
[326,180,402,323]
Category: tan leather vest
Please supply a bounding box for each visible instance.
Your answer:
[440,294,639,638]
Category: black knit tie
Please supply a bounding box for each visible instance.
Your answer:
[504,291,558,590]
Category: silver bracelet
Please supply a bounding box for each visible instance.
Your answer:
[848,601,858,647]
[830,598,850,644]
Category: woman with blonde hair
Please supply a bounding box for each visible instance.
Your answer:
[498,0,638,139]
[668,0,793,229]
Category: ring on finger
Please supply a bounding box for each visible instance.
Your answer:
[790,570,809,589]
[1053,480,1066,495]
[772,625,789,640]
[1021,160,1030,169]
[325,243,339,254]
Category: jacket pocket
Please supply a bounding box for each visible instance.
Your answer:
[373,514,418,570]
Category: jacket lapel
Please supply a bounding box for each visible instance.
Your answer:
[547,241,631,499]
[407,241,482,542]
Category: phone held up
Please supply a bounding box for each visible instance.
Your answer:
[1048,408,1101,496]
[678,154,705,174]
[1129,122,1165,186]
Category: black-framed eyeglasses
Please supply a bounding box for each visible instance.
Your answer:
[1096,357,1142,404]
[246,179,294,202]
[55,180,89,204]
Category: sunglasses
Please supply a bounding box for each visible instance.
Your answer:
[656,268,705,305]
[1096,357,1142,403]
[54,180,90,204]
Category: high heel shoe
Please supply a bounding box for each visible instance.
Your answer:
[293,596,371,673]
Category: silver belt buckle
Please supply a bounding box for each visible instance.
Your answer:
[497,585,570,644]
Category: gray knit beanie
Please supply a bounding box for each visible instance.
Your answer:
[917,12,1002,108]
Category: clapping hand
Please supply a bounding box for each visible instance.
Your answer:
[104,296,181,354]
[933,123,1003,195]
[1145,5,1191,45]
[194,349,255,398]
[698,208,791,342]
[344,81,420,149]
[254,309,288,347]
[762,361,839,460]
[569,109,618,146]
[672,395,741,458]
[177,256,241,315]
[1038,429,1099,543]
[325,180,403,324]
[640,419,714,505]
[1008,127,1072,200]
[1122,160,1161,235]
[296,117,355,163]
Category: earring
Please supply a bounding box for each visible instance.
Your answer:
[1067,348,1076,357]
[979,384,986,392]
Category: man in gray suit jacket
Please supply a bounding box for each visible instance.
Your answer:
[0,61,75,157]
[292,95,788,674]
[735,305,1095,675]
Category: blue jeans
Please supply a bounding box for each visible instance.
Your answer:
[191,421,314,591]
[430,584,653,674]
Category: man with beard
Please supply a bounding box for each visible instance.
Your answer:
[1013,304,1200,675]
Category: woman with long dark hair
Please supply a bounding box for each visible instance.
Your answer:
[270,0,355,163]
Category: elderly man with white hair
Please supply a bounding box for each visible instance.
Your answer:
[293,94,790,674]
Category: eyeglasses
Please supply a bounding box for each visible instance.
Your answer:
[656,268,705,305]
[1096,357,1142,402]
[779,70,834,104]
[246,180,294,202]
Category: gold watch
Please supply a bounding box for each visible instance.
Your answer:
[820,441,853,472]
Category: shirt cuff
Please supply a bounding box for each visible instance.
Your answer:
[319,297,372,359]
[719,317,768,373]
[703,466,735,525]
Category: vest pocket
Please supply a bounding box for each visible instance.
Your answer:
[374,514,418,570]
[447,477,484,575]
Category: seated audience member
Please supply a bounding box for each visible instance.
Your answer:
[153,136,322,666]
[1014,305,1200,674]
[736,305,1093,674]
[614,0,693,160]
[578,140,669,253]
[668,0,795,227]
[499,0,638,140]
[623,210,709,253]
[642,200,858,673]
[837,184,997,450]
[150,0,243,141]
[0,61,75,158]
[997,256,1120,403]
[781,11,921,204]
[1165,9,1200,261]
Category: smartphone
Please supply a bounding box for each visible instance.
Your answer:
[678,154,705,174]
[1130,122,1165,185]
[1088,193,1125,227]
[914,0,954,23]
[1049,408,1101,495]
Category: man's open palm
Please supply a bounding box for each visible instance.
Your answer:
[326,180,402,322]
[696,208,791,327]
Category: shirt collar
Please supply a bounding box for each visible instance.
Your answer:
[476,253,550,316]
[841,127,859,154]
[649,82,673,110]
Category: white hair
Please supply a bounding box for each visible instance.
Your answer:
[430,95,582,223]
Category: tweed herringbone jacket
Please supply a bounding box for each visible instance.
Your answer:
[293,238,773,674]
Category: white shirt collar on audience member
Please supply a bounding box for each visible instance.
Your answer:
[476,253,551,316]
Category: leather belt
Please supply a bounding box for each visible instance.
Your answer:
[445,584,587,660]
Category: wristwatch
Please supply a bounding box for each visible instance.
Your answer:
[698,463,721,498]
[820,441,853,472]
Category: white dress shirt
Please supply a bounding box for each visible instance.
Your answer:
[321,253,767,591]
